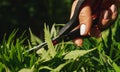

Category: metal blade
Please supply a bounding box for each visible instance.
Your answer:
[23,42,47,54]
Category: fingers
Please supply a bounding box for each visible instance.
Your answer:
[79,5,92,36]
[89,4,118,37]
[110,4,117,20]
[73,38,83,46]
[71,0,93,36]
[71,0,94,46]
[71,0,83,46]
[71,0,118,46]
[99,4,117,30]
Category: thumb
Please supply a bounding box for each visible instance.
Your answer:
[73,5,93,46]
[79,1,93,36]
[71,0,93,46]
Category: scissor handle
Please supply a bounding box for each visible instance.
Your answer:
[58,0,86,37]
[58,0,102,37]
[52,28,90,45]
[52,18,101,45]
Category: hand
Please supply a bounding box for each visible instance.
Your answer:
[71,0,118,46]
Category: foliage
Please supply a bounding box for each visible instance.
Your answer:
[0,15,120,72]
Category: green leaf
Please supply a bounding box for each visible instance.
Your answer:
[64,48,96,60]
[27,39,32,49]
[0,62,5,72]
[36,48,51,61]
[44,25,56,57]
[16,39,22,62]
[18,68,33,72]
[7,29,18,47]
[0,63,11,72]
[29,28,42,45]
[9,41,15,60]
[39,66,53,71]
[106,55,120,72]
[50,24,57,37]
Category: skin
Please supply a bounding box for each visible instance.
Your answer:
[71,0,119,46]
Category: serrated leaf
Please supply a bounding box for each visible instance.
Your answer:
[29,28,42,45]
[36,48,51,61]
[64,48,96,60]
[50,24,57,37]
[44,25,56,57]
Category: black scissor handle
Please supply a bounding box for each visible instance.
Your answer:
[58,0,103,37]
[58,0,86,37]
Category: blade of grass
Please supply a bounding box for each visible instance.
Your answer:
[7,29,18,47]
[50,24,57,37]
[36,48,51,61]
[106,55,120,72]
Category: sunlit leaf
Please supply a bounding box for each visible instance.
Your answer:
[19,68,33,72]
[39,66,53,71]
[36,48,51,61]
[50,24,57,37]
[29,28,42,45]
[64,48,96,60]
[106,55,120,72]
[44,25,56,57]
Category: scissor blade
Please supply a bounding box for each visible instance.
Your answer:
[24,28,90,54]
[23,42,47,54]
[52,28,90,44]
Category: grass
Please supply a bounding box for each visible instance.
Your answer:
[0,14,120,72]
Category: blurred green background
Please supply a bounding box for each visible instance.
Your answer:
[0,0,73,40]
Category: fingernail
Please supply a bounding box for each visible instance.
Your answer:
[104,10,109,19]
[80,24,86,35]
[110,4,116,13]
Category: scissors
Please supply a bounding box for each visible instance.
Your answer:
[24,0,102,54]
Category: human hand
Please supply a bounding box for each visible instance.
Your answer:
[71,0,118,46]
